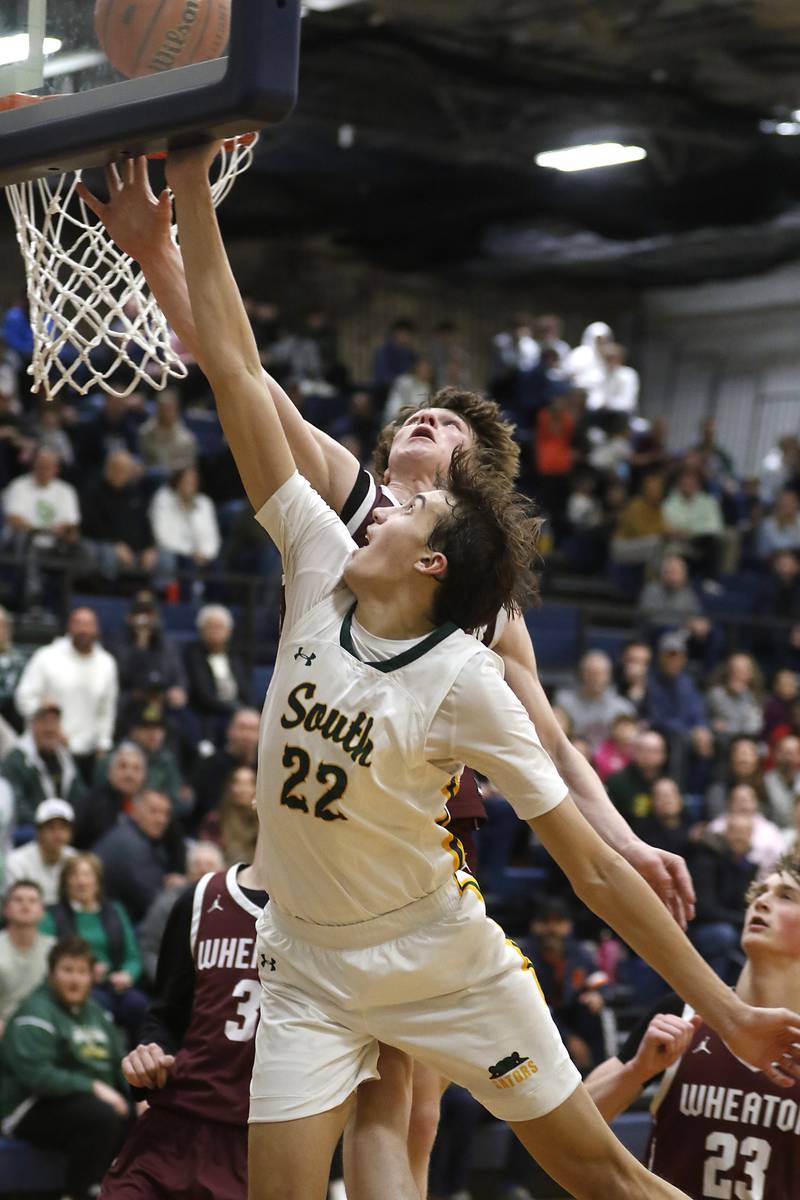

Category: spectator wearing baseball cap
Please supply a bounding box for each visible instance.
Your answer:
[94,703,185,816]
[5,799,76,905]
[1,700,86,827]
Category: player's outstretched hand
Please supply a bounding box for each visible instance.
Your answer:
[724,1006,800,1087]
[631,1014,700,1084]
[76,157,172,265]
[625,841,696,929]
[122,1042,176,1089]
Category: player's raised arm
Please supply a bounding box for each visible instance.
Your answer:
[531,796,800,1087]
[166,145,293,511]
[77,157,360,513]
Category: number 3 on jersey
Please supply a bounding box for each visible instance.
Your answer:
[225,979,260,1043]
[703,1131,772,1199]
[280,745,348,821]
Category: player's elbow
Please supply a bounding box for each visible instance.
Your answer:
[569,843,629,910]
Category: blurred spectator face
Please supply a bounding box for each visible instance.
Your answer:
[743,870,800,958]
[727,783,759,818]
[772,551,800,584]
[534,314,563,342]
[109,748,147,798]
[0,607,11,650]
[3,882,44,928]
[571,737,592,760]
[532,905,573,949]
[157,391,180,427]
[133,790,171,840]
[652,778,683,821]
[622,642,651,681]
[103,450,136,489]
[68,608,99,655]
[104,393,127,421]
[37,818,73,863]
[658,645,687,677]
[386,408,475,481]
[724,813,755,858]
[228,766,257,808]
[610,715,638,751]
[661,554,688,590]
[199,609,233,653]
[579,652,612,696]
[50,953,93,1008]
[699,417,716,443]
[132,720,165,755]
[775,735,800,775]
[774,669,799,701]
[32,447,59,486]
[66,857,101,906]
[642,474,664,504]
[677,469,700,499]
[731,740,760,779]
[601,342,626,369]
[227,709,261,758]
[390,320,416,347]
[634,732,667,778]
[175,466,199,502]
[413,357,434,383]
[775,490,800,524]
[32,709,63,753]
[187,842,225,880]
[726,654,754,692]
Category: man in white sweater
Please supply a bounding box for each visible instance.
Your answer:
[15,609,118,777]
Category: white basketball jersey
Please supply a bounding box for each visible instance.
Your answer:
[256,584,486,926]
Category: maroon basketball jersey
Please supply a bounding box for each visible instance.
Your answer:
[149,866,263,1125]
[343,469,505,832]
[647,1016,800,1199]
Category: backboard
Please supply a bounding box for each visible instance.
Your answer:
[0,0,301,185]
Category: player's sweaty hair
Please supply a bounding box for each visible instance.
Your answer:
[372,387,520,483]
[745,849,800,905]
[427,449,540,632]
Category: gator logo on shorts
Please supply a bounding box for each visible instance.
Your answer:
[488,1051,538,1090]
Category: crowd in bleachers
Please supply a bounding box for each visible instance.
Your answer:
[1,293,800,1198]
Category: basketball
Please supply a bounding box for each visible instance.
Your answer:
[94,0,231,79]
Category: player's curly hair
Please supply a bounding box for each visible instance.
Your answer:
[745,849,800,906]
[427,449,541,633]
[372,387,520,483]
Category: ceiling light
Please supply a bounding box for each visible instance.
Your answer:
[760,118,800,135]
[0,33,61,68]
[535,143,647,172]
[303,0,364,11]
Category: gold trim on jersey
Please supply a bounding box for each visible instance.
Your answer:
[455,870,484,901]
[505,937,546,1001]
[437,777,466,874]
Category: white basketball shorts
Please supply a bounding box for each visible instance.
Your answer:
[249,874,580,1123]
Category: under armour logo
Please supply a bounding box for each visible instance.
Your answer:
[260,954,277,971]
[208,896,224,913]
[693,1037,712,1055]
[294,647,316,667]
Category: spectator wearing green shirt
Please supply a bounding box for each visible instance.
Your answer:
[41,852,147,1045]
[1,935,130,1200]
[1,700,87,827]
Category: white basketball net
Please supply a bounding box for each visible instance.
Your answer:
[4,136,258,401]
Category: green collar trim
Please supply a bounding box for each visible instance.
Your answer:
[339,604,458,673]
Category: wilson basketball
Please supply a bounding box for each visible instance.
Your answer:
[95,0,231,79]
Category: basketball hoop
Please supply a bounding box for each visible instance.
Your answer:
[2,95,258,401]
